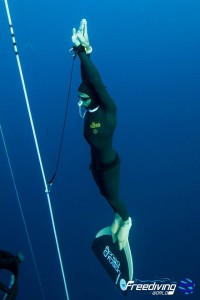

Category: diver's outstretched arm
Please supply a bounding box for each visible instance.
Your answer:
[72,19,116,112]
[78,51,116,112]
[72,19,92,82]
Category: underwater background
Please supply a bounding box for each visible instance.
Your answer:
[0,0,200,299]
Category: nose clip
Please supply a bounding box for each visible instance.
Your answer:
[78,100,83,107]
[78,102,87,118]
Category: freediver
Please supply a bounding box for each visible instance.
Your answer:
[71,19,132,250]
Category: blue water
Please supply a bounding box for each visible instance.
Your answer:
[0,0,200,299]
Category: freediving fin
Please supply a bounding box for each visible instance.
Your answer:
[91,226,133,294]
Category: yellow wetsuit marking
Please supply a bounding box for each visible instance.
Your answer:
[90,122,101,129]
[90,122,101,134]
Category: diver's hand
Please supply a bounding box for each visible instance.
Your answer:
[77,19,92,53]
[71,28,80,47]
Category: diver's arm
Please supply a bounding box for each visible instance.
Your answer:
[78,52,116,112]
[74,19,91,82]
[80,55,90,81]
[72,18,116,111]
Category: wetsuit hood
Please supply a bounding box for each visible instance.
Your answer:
[78,81,97,100]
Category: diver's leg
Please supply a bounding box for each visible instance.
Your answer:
[90,160,132,250]
[91,165,104,195]
[110,213,122,242]
[99,163,132,250]
[99,162,129,221]
[117,217,132,250]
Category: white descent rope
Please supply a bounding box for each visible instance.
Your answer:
[3,1,70,299]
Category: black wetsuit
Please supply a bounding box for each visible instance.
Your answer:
[78,51,129,221]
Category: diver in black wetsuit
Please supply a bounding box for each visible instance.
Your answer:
[72,19,132,250]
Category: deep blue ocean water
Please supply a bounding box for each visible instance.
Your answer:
[0,0,200,299]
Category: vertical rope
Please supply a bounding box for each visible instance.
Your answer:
[3,1,70,299]
[48,54,76,187]
[0,125,46,300]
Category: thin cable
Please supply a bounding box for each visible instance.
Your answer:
[48,55,76,187]
[3,1,70,299]
[0,125,46,300]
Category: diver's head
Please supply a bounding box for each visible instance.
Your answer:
[78,81,98,109]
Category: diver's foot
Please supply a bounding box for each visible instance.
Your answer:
[111,213,122,243]
[117,217,132,250]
